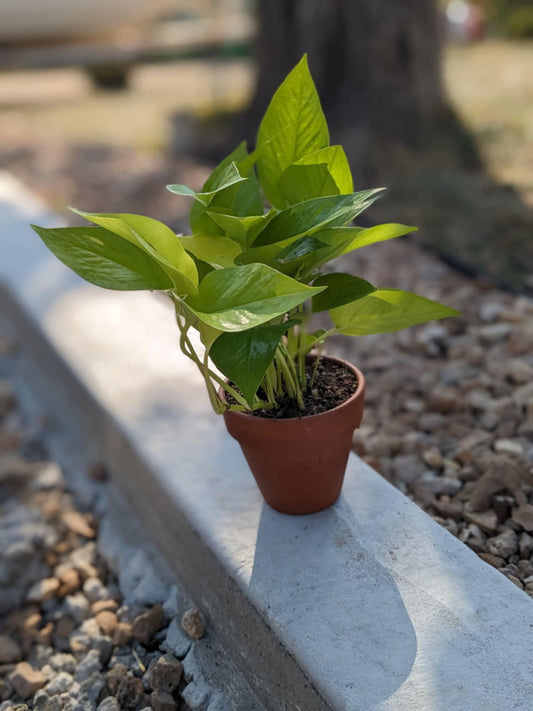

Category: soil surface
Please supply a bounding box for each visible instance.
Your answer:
[249,358,358,419]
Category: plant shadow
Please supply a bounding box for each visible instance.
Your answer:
[248,497,418,710]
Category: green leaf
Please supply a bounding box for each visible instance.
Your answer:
[278,146,353,204]
[252,190,385,247]
[166,162,247,205]
[210,320,299,407]
[336,223,418,254]
[311,273,376,312]
[188,144,264,236]
[331,289,460,335]
[31,225,173,291]
[206,213,268,249]
[178,235,241,269]
[274,236,329,264]
[71,210,198,294]
[256,55,329,208]
[186,263,325,332]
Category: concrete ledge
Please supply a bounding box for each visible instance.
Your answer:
[3,172,533,710]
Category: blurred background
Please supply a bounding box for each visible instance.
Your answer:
[1,0,532,291]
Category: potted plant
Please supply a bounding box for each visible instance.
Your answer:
[31,56,458,515]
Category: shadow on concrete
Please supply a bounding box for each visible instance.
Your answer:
[249,498,417,710]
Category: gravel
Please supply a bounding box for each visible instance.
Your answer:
[340,234,533,595]
[0,362,226,711]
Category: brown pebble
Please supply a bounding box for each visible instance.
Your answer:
[479,552,505,569]
[117,675,145,709]
[132,605,165,645]
[35,622,54,646]
[58,569,81,597]
[0,636,22,664]
[95,611,118,637]
[5,606,40,634]
[9,662,47,699]
[60,511,96,539]
[113,622,133,648]
[181,609,205,640]
[55,615,76,639]
[92,599,119,615]
[106,663,128,694]
[151,690,177,711]
[149,654,183,694]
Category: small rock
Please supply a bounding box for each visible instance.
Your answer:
[519,532,533,559]
[62,593,91,623]
[113,622,133,648]
[32,463,64,490]
[431,499,463,521]
[106,663,128,694]
[44,671,73,695]
[161,619,191,659]
[117,676,145,709]
[517,559,533,579]
[468,456,522,512]
[181,610,205,641]
[422,448,444,470]
[149,654,183,694]
[97,697,119,711]
[0,636,22,664]
[10,662,47,699]
[512,505,533,532]
[132,606,165,646]
[427,386,458,414]
[92,600,119,615]
[82,578,109,604]
[506,359,533,384]
[75,649,102,683]
[419,472,463,496]
[486,529,519,559]
[35,622,54,646]
[478,323,513,344]
[80,672,106,705]
[58,570,81,597]
[479,552,505,568]
[505,574,523,589]
[61,512,96,540]
[49,653,77,674]
[26,578,60,603]
[55,614,76,640]
[151,691,177,711]
[494,439,524,456]
[95,611,118,637]
[464,510,498,534]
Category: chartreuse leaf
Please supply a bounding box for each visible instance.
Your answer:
[31,225,173,291]
[210,320,299,407]
[206,212,269,249]
[178,235,241,269]
[252,190,385,247]
[185,263,325,332]
[278,146,353,204]
[312,273,376,312]
[71,210,198,294]
[331,289,460,335]
[166,162,247,205]
[256,55,329,208]
[186,144,263,237]
[336,223,417,254]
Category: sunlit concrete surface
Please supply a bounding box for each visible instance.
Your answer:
[2,171,533,710]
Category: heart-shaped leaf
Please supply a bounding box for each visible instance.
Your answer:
[31,225,173,291]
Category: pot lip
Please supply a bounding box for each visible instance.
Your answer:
[219,354,365,424]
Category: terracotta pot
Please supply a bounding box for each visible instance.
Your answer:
[221,356,365,515]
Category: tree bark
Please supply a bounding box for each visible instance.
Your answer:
[245,0,450,181]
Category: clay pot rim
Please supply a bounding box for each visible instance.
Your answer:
[219,355,365,425]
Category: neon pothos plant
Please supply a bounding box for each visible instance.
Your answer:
[32,56,458,414]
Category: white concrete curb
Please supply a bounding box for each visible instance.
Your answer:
[3,172,533,710]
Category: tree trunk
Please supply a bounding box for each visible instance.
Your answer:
[246,0,451,181]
